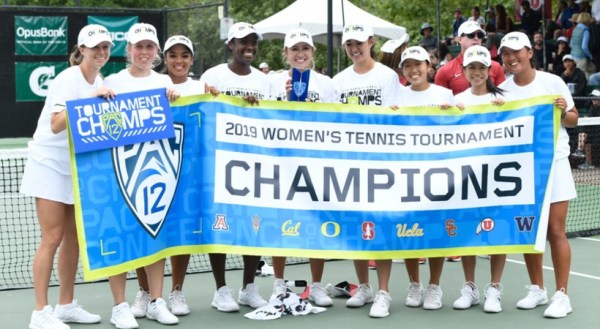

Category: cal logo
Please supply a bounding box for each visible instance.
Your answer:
[113,124,184,238]
[213,214,229,231]
[102,112,123,141]
[362,221,375,240]
[446,219,457,237]
[282,220,300,236]
[515,216,535,232]
[476,217,495,234]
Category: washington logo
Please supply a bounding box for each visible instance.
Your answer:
[113,124,184,238]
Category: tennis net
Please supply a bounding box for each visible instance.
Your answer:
[2,133,599,289]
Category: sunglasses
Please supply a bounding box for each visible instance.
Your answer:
[463,32,485,39]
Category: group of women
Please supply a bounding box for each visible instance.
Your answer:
[22,19,577,329]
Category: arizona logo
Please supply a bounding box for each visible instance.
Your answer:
[113,123,184,238]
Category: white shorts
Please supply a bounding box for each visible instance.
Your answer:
[20,158,74,205]
[550,157,576,203]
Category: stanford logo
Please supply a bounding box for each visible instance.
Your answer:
[362,221,375,240]
[113,124,184,238]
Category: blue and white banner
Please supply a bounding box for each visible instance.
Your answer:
[70,94,558,280]
[66,88,174,153]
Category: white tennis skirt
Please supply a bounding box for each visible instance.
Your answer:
[550,157,577,203]
[20,158,74,205]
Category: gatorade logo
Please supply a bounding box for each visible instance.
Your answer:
[16,27,65,39]
[29,66,56,97]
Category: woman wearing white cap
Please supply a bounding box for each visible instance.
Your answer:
[498,31,578,319]
[395,46,454,313]
[103,22,180,328]
[268,27,334,307]
[332,23,402,319]
[129,34,202,320]
[198,21,269,313]
[21,23,114,329]
[379,34,410,86]
[452,45,508,314]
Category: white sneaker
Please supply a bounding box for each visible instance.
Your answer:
[346,283,374,307]
[516,285,548,309]
[110,302,138,329]
[369,290,391,318]
[405,282,424,307]
[29,305,70,329]
[309,282,333,306]
[452,282,480,309]
[169,289,190,316]
[270,279,288,301]
[238,283,268,308]
[146,298,178,325]
[483,284,503,313]
[53,300,101,324]
[130,288,150,318]
[212,286,240,312]
[543,290,572,318]
[423,284,443,310]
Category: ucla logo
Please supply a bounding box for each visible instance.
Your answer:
[102,112,123,141]
[292,81,307,98]
[113,124,184,238]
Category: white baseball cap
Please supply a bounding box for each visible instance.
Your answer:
[163,35,194,55]
[400,46,430,66]
[458,20,486,37]
[259,62,269,69]
[556,36,569,44]
[78,24,114,48]
[284,28,314,48]
[225,22,262,44]
[127,23,160,46]
[341,24,373,44]
[590,89,600,97]
[463,45,492,67]
[498,31,532,53]
[380,34,410,54]
[562,54,575,62]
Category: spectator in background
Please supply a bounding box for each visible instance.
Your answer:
[484,25,501,62]
[570,12,595,78]
[485,8,497,31]
[259,62,270,74]
[452,9,467,38]
[419,23,438,51]
[562,0,580,30]
[435,21,505,95]
[577,0,591,14]
[379,34,410,85]
[561,54,588,104]
[552,36,571,76]
[520,0,542,36]
[495,4,514,38]
[578,89,600,169]
[532,31,554,70]
[590,71,600,87]
[564,13,580,40]
[469,6,486,28]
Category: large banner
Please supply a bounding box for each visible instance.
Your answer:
[69,95,558,280]
[14,16,68,55]
[15,61,68,102]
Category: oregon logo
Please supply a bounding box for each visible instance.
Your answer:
[29,66,56,97]
[113,124,184,238]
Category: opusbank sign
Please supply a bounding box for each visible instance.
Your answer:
[14,16,68,55]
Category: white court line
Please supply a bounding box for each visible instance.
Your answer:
[506,258,600,281]
[576,237,600,242]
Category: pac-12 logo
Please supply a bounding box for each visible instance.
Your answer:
[113,124,184,238]
[362,221,375,240]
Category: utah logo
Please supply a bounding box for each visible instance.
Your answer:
[113,124,184,238]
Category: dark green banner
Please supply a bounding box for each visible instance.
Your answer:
[14,16,68,55]
[88,15,138,57]
[15,62,68,102]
